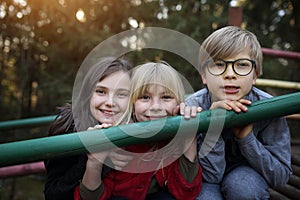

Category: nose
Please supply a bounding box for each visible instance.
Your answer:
[105,94,115,106]
[150,98,162,111]
[223,63,237,80]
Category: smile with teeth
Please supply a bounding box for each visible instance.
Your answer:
[145,115,166,119]
[100,109,116,115]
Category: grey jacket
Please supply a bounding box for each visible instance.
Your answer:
[186,87,292,187]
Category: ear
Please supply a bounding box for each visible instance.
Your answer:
[201,73,207,85]
[252,72,258,85]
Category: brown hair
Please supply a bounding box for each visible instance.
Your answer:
[49,57,132,135]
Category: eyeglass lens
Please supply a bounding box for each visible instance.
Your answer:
[207,59,254,76]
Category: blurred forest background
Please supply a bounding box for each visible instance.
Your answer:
[0,0,299,199]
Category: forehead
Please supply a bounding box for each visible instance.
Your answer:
[222,49,251,60]
[96,71,130,89]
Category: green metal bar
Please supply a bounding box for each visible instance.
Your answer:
[0,115,57,131]
[0,92,299,167]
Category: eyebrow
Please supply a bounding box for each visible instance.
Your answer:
[95,85,129,92]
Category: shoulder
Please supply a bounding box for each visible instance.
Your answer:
[249,87,273,101]
[186,88,208,100]
[185,88,210,109]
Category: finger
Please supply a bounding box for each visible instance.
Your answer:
[227,101,249,112]
[184,106,191,119]
[190,106,198,118]
[179,103,185,115]
[88,124,103,130]
[197,106,202,112]
[234,101,249,112]
[239,99,252,105]
[95,124,103,129]
[115,154,133,162]
[112,160,129,168]
[226,101,242,112]
[210,101,230,110]
[101,123,113,128]
[114,166,122,171]
[110,151,133,161]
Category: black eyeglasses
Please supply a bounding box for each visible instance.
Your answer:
[205,58,256,76]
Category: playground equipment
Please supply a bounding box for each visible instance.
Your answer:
[0,91,299,167]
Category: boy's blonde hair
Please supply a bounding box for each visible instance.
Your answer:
[199,26,263,76]
[118,62,185,124]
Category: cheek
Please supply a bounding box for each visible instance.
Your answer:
[89,97,98,119]
[89,95,96,109]
[90,97,102,109]
[165,101,178,113]
[133,102,143,114]
[118,98,129,112]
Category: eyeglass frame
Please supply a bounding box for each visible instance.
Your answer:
[204,58,256,76]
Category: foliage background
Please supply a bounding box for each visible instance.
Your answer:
[0,0,299,199]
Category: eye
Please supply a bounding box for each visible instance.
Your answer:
[236,60,251,67]
[161,95,175,102]
[214,61,226,67]
[139,95,150,101]
[162,95,173,99]
[117,91,129,98]
[95,89,106,95]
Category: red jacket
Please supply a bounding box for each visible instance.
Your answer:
[74,144,202,200]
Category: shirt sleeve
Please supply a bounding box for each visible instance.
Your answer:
[185,90,226,184]
[178,155,199,183]
[74,179,114,200]
[198,133,226,183]
[79,181,104,200]
[236,117,292,187]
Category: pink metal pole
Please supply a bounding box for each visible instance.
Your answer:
[228,6,243,27]
[262,48,300,60]
[0,161,45,178]
[227,5,300,60]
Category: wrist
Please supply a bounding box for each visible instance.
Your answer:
[82,159,104,191]
[86,158,104,171]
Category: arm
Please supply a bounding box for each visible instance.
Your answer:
[198,133,226,183]
[74,152,110,200]
[185,97,227,184]
[198,98,252,183]
[210,98,292,186]
[237,117,292,187]
[74,124,117,200]
[179,137,199,183]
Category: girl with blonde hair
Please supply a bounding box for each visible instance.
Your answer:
[75,62,202,200]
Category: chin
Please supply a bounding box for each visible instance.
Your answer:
[101,119,114,124]
[225,97,238,101]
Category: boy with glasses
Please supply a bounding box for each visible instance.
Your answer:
[186,26,292,199]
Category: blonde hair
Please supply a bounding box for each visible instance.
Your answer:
[118,62,185,125]
[199,26,263,76]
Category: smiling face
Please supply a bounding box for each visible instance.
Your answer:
[201,50,257,102]
[134,84,178,122]
[90,70,131,125]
